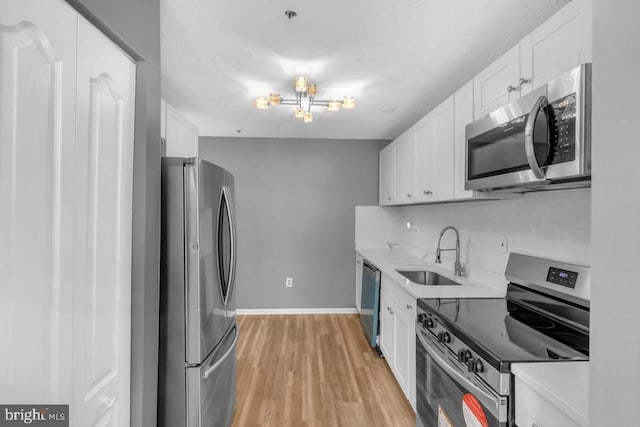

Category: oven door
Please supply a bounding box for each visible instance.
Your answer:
[416,328,508,427]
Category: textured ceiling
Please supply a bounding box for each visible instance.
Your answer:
[161,0,570,140]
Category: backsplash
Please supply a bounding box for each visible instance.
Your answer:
[356,187,591,290]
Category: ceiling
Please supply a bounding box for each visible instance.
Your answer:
[161,0,569,140]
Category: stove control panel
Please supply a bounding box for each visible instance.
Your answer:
[416,307,510,395]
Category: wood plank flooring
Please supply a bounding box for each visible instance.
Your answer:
[232,314,416,427]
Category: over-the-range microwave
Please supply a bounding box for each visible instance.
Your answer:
[465,63,591,192]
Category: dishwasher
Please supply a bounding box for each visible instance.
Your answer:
[359,260,382,354]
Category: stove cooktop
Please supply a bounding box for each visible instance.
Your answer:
[417,296,589,368]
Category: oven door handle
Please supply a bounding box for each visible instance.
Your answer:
[417,329,504,419]
[524,94,549,180]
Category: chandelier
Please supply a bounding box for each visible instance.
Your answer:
[255,76,355,123]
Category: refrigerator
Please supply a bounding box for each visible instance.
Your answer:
[158,157,239,427]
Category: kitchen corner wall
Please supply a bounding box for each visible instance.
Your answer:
[357,188,591,288]
[200,137,389,309]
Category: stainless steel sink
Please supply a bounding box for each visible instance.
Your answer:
[395,269,461,286]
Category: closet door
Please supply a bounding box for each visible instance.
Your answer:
[72,15,136,427]
[0,0,77,404]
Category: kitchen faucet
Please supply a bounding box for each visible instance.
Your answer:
[435,226,464,276]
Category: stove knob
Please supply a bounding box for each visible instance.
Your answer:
[440,332,451,344]
[457,349,472,364]
[417,313,427,326]
[426,318,434,328]
[467,359,476,372]
[474,359,484,373]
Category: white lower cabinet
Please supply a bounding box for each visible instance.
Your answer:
[379,275,416,410]
[515,376,584,427]
[355,253,363,311]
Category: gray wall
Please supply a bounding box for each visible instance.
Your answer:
[590,0,640,424]
[65,1,161,426]
[200,137,388,309]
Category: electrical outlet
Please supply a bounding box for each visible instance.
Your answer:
[498,236,508,254]
[285,277,293,288]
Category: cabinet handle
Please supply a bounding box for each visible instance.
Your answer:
[406,304,412,310]
[387,197,391,200]
[519,77,530,86]
[424,190,432,195]
[507,84,518,93]
[407,193,412,198]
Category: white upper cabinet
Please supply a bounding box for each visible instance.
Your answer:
[393,130,415,204]
[428,96,454,202]
[413,115,433,203]
[454,81,475,200]
[474,0,592,119]
[473,45,521,118]
[379,142,395,205]
[520,0,592,96]
[163,100,199,158]
[414,96,454,203]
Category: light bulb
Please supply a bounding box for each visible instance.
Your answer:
[269,94,281,105]
[295,76,307,93]
[295,107,304,118]
[342,96,355,109]
[303,112,313,123]
[328,101,341,112]
[256,96,269,109]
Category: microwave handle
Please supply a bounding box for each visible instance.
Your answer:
[524,95,548,179]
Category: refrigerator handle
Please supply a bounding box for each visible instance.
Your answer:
[221,185,237,304]
[202,323,239,379]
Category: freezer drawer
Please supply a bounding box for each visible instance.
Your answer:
[186,323,239,427]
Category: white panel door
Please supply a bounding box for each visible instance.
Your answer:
[0,0,77,404]
[473,45,520,118]
[73,15,136,427]
[520,0,583,95]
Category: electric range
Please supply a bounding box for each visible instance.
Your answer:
[415,253,590,427]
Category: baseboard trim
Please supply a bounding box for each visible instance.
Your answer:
[237,307,359,315]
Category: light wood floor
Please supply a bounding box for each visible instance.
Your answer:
[231,314,415,427]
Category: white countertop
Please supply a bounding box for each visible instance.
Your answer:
[357,248,506,299]
[512,361,589,426]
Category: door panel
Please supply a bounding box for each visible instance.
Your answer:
[185,160,228,364]
[473,45,520,118]
[73,15,135,427]
[0,0,77,403]
[187,324,238,427]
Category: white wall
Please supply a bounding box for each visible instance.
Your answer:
[357,188,591,288]
[590,1,640,425]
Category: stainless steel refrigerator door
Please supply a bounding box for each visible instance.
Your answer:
[186,323,239,427]
[219,171,237,324]
[185,160,230,364]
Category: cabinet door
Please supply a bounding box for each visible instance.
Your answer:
[73,15,136,427]
[379,284,394,361]
[473,45,520,118]
[379,143,395,205]
[0,0,77,404]
[394,131,415,204]
[454,81,474,200]
[355,253,363,312]
[429,96,455,201]
[413,115,433,203]
[392,300,410,394]
[520,0,586,95]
